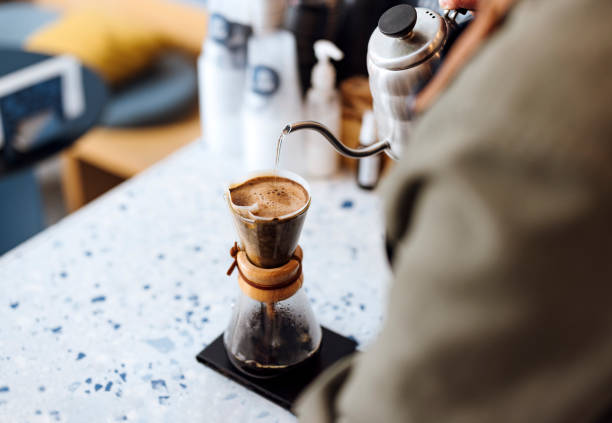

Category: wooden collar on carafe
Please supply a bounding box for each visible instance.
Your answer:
[227,242,304,303]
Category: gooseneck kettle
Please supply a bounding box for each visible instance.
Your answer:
[286,4,467,160]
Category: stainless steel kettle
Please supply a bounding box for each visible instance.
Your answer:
[285,4,466,160]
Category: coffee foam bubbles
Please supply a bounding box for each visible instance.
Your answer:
[229,176,308,219]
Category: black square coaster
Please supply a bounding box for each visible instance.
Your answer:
[196,326,358,412]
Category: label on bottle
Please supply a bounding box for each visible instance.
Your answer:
[250,66,280,97]
[209,13,251,68]
[358,154,381,188]
[246,65,281,110]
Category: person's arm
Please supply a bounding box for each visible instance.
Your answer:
[440,0,480,10]
[296,0,612,421]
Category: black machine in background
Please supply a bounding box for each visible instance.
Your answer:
[284,0,451,94]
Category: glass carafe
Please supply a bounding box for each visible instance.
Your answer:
[224,289,322,378]
[224,170,321,378]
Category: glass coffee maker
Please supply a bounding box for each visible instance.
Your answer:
[224,170,322,378]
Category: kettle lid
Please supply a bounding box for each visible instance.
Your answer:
[367,5,447,71]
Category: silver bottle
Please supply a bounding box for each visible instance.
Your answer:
[286,4,465,161]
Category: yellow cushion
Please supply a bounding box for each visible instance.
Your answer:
[32,0,208,56]
[26,9,168,85]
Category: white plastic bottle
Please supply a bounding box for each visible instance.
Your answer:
[198,0,250,156]
[242,0,304,172]
[304,40,344,178]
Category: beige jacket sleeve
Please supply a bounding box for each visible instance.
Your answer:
[296,0,612,422]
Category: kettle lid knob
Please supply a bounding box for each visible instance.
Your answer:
[378,4,417,38]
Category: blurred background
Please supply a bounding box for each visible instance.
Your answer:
[0,0,443,255]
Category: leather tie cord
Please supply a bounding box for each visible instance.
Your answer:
[226,242,240,276]
[414,0,518,114]
[227,243,303,290]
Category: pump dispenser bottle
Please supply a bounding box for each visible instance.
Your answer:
[304,40,344,177]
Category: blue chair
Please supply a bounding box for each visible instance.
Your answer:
[0,168,44,254]
[0,48,107,255]
[0,2,197,255]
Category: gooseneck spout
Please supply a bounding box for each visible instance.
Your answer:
[285,121,390,159]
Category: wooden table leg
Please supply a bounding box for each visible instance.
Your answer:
[61,151,125,213]
[61,151,85,213]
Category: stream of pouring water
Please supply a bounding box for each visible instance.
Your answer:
[274,125,291,172]
[274,125,291,215]
[266,125,292,341]
[273,125,291,217]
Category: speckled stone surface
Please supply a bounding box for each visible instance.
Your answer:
[0,142,391,422]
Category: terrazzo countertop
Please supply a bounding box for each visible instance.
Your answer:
[0,142,391,423]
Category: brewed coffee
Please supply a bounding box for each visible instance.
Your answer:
[225,294,320,378]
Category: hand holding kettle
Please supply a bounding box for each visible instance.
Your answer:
[440,0,481,10]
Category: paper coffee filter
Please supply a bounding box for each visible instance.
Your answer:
[231,202,260,220]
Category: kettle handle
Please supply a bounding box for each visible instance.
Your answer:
[442,8,471,54]
[444,8,468,23]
